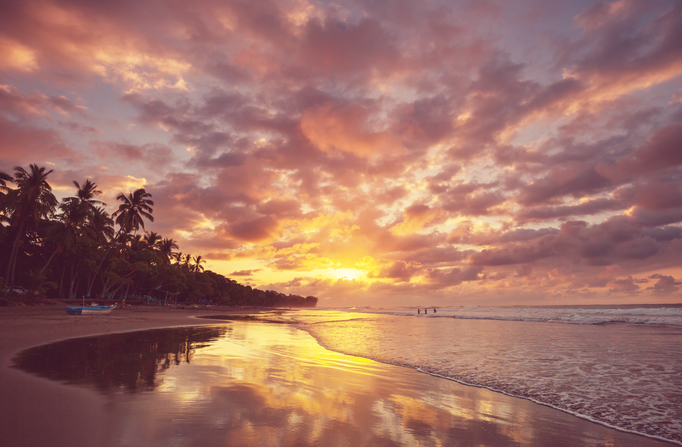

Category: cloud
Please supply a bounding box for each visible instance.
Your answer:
[229,269,261,277]
[300,102,403,157]
[299,17,402,76]
[91,141,174,173]
[2,0,682,305]
[0,84,87,118]
[424,266,484,287]
[222,215,279,243]
[608,276,639,293]
[647,274,682,294]
[367,260,421,282]
[597,125,682,181]
[0,117,74,166]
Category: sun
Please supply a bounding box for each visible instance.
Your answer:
[327,268,366,281]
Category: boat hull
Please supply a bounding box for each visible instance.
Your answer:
[66,304,116,315]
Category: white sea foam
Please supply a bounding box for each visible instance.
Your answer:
[290,307,682,445]
[343,305,682,326]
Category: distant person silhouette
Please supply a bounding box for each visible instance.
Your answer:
[418,308,420,314]
[434,308,437,313]
[424,308,428,314]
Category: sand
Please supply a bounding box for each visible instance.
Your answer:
[0,304,256,447]
[0,305,676,447]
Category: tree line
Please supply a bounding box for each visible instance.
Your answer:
[0,164,318,308]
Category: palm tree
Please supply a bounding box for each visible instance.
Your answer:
[88,207,115,244]
[4,164,57,289]
[0,170,11,188]
[64,179,105,211]
[144,231,161,249]
[158,238,179,263]
[128,234,147,252]
[112,189,154,235]
[0,170,13,223]
[192,255,206,273]
[180,253,192,270]
[38,199,90,276]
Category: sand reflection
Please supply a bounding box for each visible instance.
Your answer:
[13,322,674,447]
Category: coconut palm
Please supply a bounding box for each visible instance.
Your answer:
[83,206,115,296]
[0,170,11,188]
[158,237,179,263]
[112,189,154,235]
[180,253,192,270]
[192,255,206,273]
[144,231,161,249]
[128,234,148,252]
[39,199,91,276]
[4,164,58,289]
[64,179,105,211]
[88,206,115,244]
[0,170,13,223]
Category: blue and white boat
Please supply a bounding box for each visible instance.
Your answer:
[66,303,116,315]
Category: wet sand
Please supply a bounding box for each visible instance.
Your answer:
[0,305,257,447]
[0,306,676,447]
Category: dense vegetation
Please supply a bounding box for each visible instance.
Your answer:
[0,164,318,307]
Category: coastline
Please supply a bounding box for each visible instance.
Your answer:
[0,305,260,447]
[296,309,682,445]
[296,319,682,447]
[1,306,677,447]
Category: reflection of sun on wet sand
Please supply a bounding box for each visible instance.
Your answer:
[0,306,676,447]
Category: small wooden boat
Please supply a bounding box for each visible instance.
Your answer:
[66,303,117,315]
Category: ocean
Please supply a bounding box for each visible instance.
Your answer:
[286,305,682,445]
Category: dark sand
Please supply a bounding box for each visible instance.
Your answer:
[0,305,676,447]
[0,305,253,447]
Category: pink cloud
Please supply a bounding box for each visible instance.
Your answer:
[0,117,74,166]
[647,274,682,294]
[2,0,682,305]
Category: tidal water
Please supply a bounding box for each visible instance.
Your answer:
[11,310,679,446]
[285,306,682,445]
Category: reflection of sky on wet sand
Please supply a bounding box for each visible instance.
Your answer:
[16,323,674,447]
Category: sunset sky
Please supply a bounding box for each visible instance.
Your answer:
[1,0,681,306]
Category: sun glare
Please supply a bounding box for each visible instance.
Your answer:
[327,268,366,281]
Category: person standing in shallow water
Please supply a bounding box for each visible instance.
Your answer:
[418,308,420,314]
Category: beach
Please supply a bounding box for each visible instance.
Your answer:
[0,305,239,447]
[1,305,677,447]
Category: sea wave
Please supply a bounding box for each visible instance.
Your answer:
[293,308,682,445]
[340,305,682,326]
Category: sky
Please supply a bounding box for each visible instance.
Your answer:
[1,0,681,307]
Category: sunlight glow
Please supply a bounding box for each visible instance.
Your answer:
[325,268,366,281]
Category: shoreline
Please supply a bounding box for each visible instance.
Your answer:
[1,306,677,447]
[294,321,681,447]
[0,304,270,365]
[0,305,264,447]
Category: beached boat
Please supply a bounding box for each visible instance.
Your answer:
[66,303,116,315]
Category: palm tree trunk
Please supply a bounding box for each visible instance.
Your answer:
[59,263,66,298]
[5,218,26,289]
[68,259,77,299]
[38,249,59,277]
[87,231,123,295]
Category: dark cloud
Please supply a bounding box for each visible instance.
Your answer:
[368,260,421,282]
[424,266,484,286]
[647,274,682,294]
[229,269,261,277]
[598,125,682,181]
[224,215,279,242]
[608,276,639,294]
